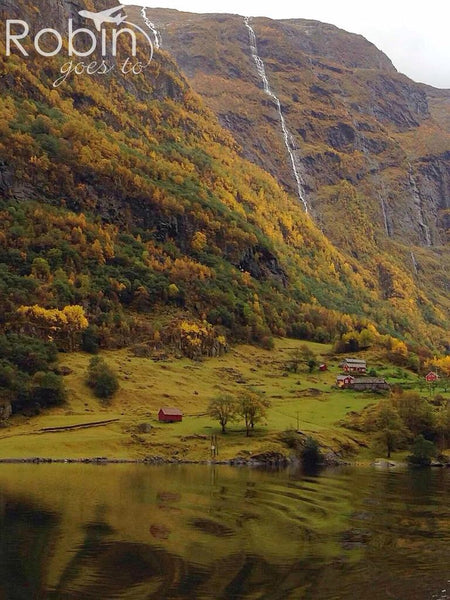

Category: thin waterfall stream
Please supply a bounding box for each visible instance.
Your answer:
[142,7,162,50]
[380,196,390,237]
[244,17,310,213]
[408,163,432,246]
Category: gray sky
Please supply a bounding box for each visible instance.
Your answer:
[122,0,450,88]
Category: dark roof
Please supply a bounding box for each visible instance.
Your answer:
[352,378,388,385]
[342,358,367,365]
[159,407,183,416]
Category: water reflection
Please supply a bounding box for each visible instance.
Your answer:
[0,465,447,599]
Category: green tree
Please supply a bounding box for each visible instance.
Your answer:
[435,401,450,451]
[87,357,119,400]
[286,349,302,373]
[373,401,407,458]
[31,371,66,407]
[208,394,237,433]
[81,325,100,354]
[408,435,437,466]
[237,389,270,436]
[393,391,435,438]
[31,257,51,281]
[301,436,323,469]
[299,344,316,365]
[307,358,318,373]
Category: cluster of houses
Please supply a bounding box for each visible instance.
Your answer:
[334,358,441,392]
[336,358,390,391]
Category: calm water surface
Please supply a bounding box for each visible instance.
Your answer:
[0,464,448,600]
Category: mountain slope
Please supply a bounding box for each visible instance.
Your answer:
[138,10,449,243]
[127,6,450,343]
[0,0,448,352]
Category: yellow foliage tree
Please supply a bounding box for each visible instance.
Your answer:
[17,305,88,350]
[191,231,207,252]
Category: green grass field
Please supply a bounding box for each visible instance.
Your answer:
[0,339,426,462]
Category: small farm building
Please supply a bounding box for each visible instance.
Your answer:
[158,407,183,423]
[340,358,367,374]
[425,372,439,383]
[336,375,354,388]
[336,376,389,391]
[350,378,390,392]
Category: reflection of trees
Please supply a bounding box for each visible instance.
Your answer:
[0,497,59,600]
[0,466,448,599]
[49,538,188,599]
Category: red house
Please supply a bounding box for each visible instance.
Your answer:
[425,371,439,383]
[158,407,183,423]
[319,363,328,372]
[336,375,354,388]
[340,358,367,374]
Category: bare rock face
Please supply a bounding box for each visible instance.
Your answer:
[0,161,13,196]
[0,0,86,31]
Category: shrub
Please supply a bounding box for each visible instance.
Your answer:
[407,435,437,466]
[301,436,323,469]
[31,371,66,407]
[393,392,435,439]
[81,326,100,354]
[86,357,119,400]
[260,336,275,350]
[279,430,303,451]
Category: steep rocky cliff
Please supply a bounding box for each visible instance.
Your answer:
[132,8,449,250]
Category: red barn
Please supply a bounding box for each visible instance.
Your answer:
[425,371,439,383]
[319,364,328,372]
[336,375,354,388]
[158,407,183,423]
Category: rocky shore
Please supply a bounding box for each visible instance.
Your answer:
[0,449,350,467]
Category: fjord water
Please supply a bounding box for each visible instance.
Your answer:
[0,465,448,600]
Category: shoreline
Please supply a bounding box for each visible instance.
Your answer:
[0,454,329,467]
[0,456,448,468]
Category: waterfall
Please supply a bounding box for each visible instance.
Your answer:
[361,150,391,237]
[141,7,161,50]
[410,251,419,275]
[380,196,390,237]
[244,17,309,213]
[408,163,431,247]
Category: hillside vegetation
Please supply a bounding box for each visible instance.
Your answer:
[0,0,447,358]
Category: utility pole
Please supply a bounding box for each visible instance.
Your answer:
[210,434,219,459]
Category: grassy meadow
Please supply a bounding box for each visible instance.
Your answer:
[0,339,427,462]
